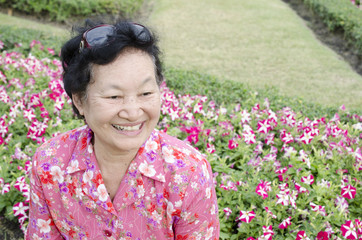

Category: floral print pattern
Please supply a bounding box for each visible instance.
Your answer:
[26,125,219,239]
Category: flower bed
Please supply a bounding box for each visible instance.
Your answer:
[0,40,361,239]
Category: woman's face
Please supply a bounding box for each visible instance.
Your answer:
[74,48,161,157]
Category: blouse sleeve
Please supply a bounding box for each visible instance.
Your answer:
[26,151,63,240]
[174,158,220,240]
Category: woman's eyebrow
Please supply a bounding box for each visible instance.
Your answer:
[106,77,154,90]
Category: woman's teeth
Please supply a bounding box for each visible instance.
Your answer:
[112,124,141,131]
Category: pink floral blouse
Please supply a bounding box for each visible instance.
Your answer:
[26,125,219,240]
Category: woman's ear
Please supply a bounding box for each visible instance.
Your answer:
[72,94,84,116]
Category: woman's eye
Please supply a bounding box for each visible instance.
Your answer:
[109,96,119,99]
[142,92,152,96]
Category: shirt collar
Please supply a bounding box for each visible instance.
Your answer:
[66,126,166,183]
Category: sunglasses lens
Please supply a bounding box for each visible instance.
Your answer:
[85,25,115,47]
[132,23,150,41]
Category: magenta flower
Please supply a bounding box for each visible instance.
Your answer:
[228,139,239,149]
[265,133,275,145]
[257,119,271,134]
[295,231,311,240]
[335,195,349,213]
[255,180,271,199]
[240,110,251,124]
[341,184,357,199]
[295,182,308,194]
[262,225,274,239]
[237,210,255,223]
[223,208,232,219]
[263,207,276,220]
[309,202,326,216]
[301,174,314,185]
[316,231,329,240]
[300,129,314,144]
[280,130,294,144]
[13,202,29,217]
[242,129,256,145]
[206,143,215,154]
[341,220,359,239]
[278,216,291,229]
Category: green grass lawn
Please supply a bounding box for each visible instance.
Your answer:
[0,13,67,37]
[1,0,362,111]
[149,0,362,111]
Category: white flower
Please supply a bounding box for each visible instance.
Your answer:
[174,174,183,184]
[205,227,214,240]
[139,162,156,177]
[163,146,176,163]
[205,187,211,199]
[137,185,145,197]
[145,140,158,151]
[31,191,40,206]
[83,170,93,184]
[37,219,51,233]
[175,200,183,208]
[67,160,80,173]
[97,184,108,202]
[50,166,64,183]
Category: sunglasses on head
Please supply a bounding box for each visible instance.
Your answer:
[79,23,149,52]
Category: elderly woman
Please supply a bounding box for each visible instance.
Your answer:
[26,20,220,240]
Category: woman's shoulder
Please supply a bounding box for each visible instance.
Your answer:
[33,125,88,167]
[157,131,210,171]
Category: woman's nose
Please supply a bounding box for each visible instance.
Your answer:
[118,96,142,120]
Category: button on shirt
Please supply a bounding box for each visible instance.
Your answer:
[26,126,220,240]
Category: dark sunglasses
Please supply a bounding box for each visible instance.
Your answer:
[79,23,149,52]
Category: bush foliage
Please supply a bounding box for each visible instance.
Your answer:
[302,0,362,54]
[0,0,144,22]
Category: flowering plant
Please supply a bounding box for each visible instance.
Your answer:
[0,37,361,240]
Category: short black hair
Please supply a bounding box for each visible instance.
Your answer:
[61,19,163,119]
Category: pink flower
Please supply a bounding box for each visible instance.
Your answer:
[301,174,314,185]
[309,202,326,216]
[294,182,308,194]
[242,129,256,145]
[264,207,277,219]
[168,107,180,121]
[256,180,271,199]
[281,130,294,144]
[257,119,271,134]
[13,202,29,217]
[335,195,349,213]
[341,184,357,199]
[300,129,314,144]
[240,110,251,124]
[316,231,329,240]
[341,220,359,239]
[223,208,232,218]
[278,216,291,229]
[296,231,310,240]
[237,210,255,223]
[276,191,289,206]
[206,143,215,154]
[228,139,239,149]
[262,225,274,239]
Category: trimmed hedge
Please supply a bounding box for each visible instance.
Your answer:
[163,68,340,120]
[0,0,144,22]
[302,0,362,54]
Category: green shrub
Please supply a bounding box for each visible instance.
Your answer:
[0,25,65,54]
[0,0,144,22]
[302,0,362,54]
[164,68,341,119]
